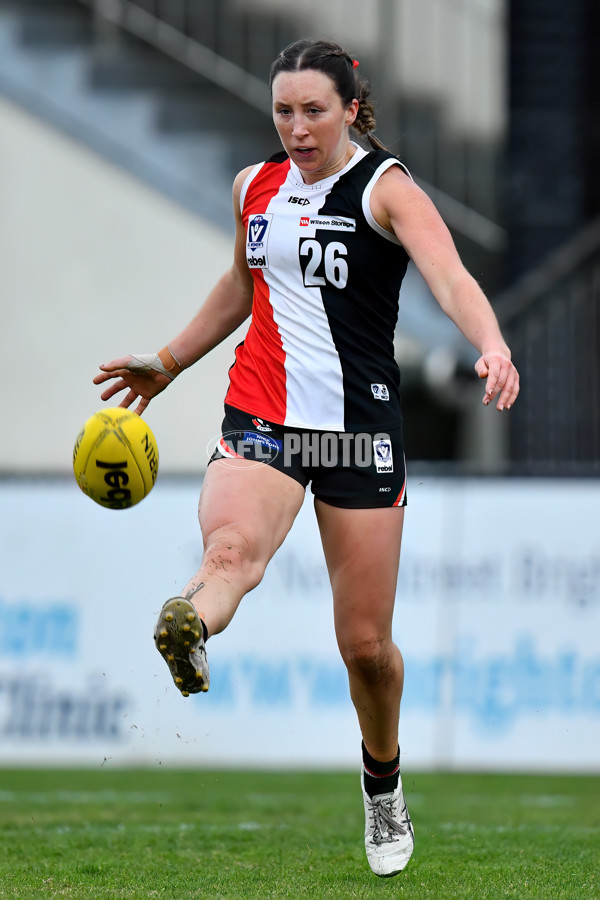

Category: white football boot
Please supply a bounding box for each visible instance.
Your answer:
[154,597,209,696]
[362,767,414,877]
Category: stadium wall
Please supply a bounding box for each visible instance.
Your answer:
[245,0,506,139]
[0,476,597,773]
[0,94,244,474]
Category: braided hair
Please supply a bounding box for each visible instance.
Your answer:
[269,39,387,151]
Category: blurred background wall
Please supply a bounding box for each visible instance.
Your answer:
[0,93,240,471]
[0,0,598,770]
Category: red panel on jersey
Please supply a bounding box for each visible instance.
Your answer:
[225,160,290,423]
[226,269,289,422]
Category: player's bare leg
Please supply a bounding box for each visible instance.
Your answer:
[154,458,305,694]
[314,502,414,876]
[315,503,404,758]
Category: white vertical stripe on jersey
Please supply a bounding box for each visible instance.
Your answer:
[261,205,346,430]
[242,147,370,431]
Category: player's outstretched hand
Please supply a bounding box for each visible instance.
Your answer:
[93,355,171,416]
[474,352,520,411]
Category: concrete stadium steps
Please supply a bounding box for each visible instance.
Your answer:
[0,0,279,227]
[0,7,237,227]
[87,43,212,91]
[1,0,93,47]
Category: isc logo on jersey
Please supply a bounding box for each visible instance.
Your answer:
[373,438,394,473]
[247,213,273,268]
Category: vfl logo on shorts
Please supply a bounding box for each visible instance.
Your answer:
[371,383,390,401]
[247,213,273,268]
[373,438,394,473]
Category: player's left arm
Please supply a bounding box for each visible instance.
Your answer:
[370,167,520,410]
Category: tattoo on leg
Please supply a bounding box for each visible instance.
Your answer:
[184,582,205,601]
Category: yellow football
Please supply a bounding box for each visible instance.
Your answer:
[73,408,159,509]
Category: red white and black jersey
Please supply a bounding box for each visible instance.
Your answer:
[225,144,411,431]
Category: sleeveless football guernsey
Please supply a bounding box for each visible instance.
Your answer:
[225,144,411,431]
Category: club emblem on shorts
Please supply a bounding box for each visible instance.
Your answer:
[373,438,394,473]
[371,383,390,401]
[251,417,273,432]
[247,213,273,268]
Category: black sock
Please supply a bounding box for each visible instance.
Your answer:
[362,741,400,798]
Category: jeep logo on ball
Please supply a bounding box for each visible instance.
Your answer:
[96,459,133,508]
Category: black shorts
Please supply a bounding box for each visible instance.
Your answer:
[210,404,407,509]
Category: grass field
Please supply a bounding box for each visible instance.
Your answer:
[0,768,597,899]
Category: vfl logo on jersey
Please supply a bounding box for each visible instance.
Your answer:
[247,213,273,268]
[373,438,394,474]
[299,216,356,232]
[371,383,390,401]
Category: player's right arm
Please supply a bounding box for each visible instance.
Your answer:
[94,167,256,415]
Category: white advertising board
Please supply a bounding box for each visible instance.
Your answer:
[0,477,598,771]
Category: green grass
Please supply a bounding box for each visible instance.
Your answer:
[0,769,597,899]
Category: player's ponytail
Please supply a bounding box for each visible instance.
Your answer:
[353,79,389,151]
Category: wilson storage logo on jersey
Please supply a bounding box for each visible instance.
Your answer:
[246,213,273,268]
[299,216,356,232]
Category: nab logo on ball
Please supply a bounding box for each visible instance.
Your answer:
[73,408,159,509]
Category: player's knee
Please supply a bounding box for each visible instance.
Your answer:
[202,528,266,592]
[340,636,396,685]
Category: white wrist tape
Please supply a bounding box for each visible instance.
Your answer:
[127,353,175,381]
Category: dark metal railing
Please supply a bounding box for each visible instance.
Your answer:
[82,0,273,113]
[496,218,600,472]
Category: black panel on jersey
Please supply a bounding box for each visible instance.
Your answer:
[309,151,410,430]
[266,150,291,165]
